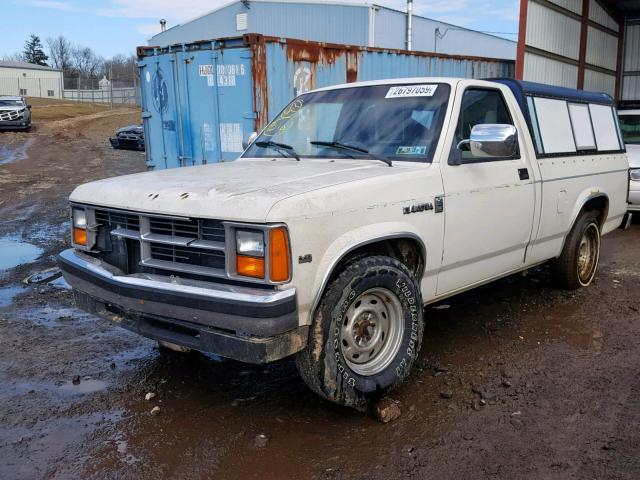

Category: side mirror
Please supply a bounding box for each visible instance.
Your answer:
[469,124,518,158]
[27,105,32,110]
[242,131,258,150]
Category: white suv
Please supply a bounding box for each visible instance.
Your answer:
[619,109,640,211]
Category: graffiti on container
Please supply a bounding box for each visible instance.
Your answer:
[152,68,169,114]
[294,66,312,96]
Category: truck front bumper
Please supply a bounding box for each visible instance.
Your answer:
[57,249,307,364]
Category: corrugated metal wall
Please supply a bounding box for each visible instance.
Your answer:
[149,1,516,61]
[519,0,623,99]
[622,22,640,102]
[0,75,61,99]
[523,52,578,87]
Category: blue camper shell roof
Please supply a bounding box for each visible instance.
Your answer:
[490,78,615,114]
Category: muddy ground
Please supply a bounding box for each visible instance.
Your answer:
[1,107,639,480]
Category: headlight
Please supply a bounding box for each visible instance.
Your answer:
[71,207,88,246]
[235,230,265,279]
[233,227,291,282]
[631,169,640,182]
[236,230,264,256]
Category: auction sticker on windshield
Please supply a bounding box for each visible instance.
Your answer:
[385,84,438,98]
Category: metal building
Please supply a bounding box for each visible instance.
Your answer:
[0,61,63,99]
[149,0,516,60]
[516,0,640,104]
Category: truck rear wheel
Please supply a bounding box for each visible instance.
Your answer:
[295,255,424,410]
[552,212,601,289]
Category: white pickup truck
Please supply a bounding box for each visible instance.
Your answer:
[59,78,632,409]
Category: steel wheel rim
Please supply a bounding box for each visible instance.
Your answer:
[577,223,600,286]
[339,287,404,376]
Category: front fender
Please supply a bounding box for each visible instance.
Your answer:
[306,221,426,321]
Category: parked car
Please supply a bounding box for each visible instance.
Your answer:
[618,109,640,212]
[0,95,31,130]
[109,124,145,151]
[58,78,631,409]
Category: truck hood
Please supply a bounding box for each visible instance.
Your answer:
[0,107,23,112]
[70,158,421,222]
[627,144,640,168]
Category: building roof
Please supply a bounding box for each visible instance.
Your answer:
[0,60,61,72]
[153,0,516,46]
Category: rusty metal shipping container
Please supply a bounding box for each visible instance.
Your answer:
[138,34,515,170]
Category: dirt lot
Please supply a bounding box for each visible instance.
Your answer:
[0,104,639,480]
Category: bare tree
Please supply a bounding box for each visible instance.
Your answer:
[1,52,25,62]
[46,35,73,72]
[103,54,139,88]
[72,46,104,86]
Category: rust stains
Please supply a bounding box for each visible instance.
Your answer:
[346,51,359,83]
[248,35,269,132]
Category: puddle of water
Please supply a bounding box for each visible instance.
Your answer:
[0,138,34,165]
[0,237,43,271]
[59,379,108,395]
[20,306,92,328]
[0,285,24,307]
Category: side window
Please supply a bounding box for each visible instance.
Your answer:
[452,88,515,161]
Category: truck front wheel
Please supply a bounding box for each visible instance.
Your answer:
[295,255,424,410]
[552,212,601,289]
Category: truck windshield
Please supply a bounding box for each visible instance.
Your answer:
[244,83,450,163]
[619,115,640,144]
[0,100,23,107]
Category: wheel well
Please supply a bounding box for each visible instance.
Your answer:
[581,195,608,228]
[328,237,425,285]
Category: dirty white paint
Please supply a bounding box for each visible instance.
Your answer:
[69,77,629,327]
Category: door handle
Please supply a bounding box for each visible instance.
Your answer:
[518,168,530,181]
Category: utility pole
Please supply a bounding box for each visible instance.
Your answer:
[110,63,113,109]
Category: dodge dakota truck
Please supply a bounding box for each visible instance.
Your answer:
[59,78,632,409]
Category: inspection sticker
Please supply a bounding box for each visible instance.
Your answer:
[396,146,427,155]
[385,84,438,98]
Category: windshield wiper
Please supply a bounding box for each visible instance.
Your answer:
[310,141,392,167]
[255,140,300,161]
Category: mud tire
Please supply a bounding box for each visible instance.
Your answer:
[295,255,424,410]
[552,212,601,290]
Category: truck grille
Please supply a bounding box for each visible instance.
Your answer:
[93,207,227,277]
[0,110,21,121]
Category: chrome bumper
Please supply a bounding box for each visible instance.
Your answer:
[58,249,306,363]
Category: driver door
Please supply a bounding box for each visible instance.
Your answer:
[436,83,536,295]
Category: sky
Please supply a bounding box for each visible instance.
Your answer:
[1,0,520,59]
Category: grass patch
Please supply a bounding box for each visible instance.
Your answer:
[26,97,118,122]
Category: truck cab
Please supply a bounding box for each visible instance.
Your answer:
[59,78,630,409]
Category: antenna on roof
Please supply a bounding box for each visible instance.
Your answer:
[160,19,167,32]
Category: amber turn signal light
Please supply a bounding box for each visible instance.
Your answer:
[269,227,290,282]
[236,255,265,279]
[73,227,87,246]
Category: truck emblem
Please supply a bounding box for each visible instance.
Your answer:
[298,254,312,264]
[403,202,433,215]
